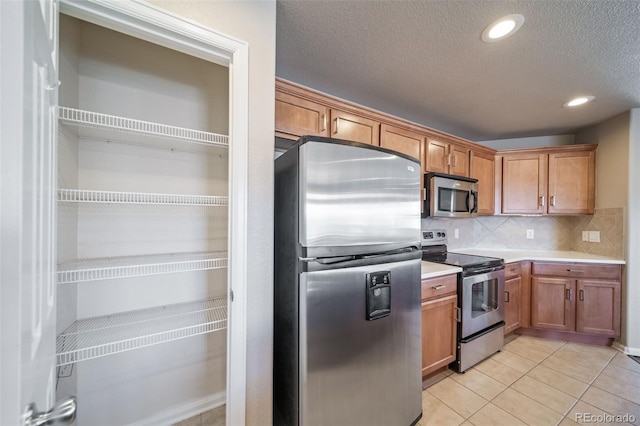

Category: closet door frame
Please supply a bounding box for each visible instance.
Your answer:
[58,1,249,424]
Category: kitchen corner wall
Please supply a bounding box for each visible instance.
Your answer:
[421,207,624,258]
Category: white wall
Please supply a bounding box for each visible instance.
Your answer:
[575,111,636,352]
[145,2,277,423]
[575,112,630,210]
[626,109,640,353]
[476,134,575,150]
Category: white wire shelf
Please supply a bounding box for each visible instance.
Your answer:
[57,251,227,284]
[56,297,227,366]
[58,189,228,207]
[58,106,228,154]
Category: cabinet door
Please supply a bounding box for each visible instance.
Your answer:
[330,109,380,145]
[531,277,575,331]
[275,91,330,139]
[504,277,521,335]
[576,280,621,336]
[380,124,425,213]
[470,151,495,215]
[421,294,457,376]
[449,143,470,177]
[548,150,595,215]
[502,154,548,214]
[425,137,449,173]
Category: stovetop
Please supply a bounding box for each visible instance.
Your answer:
[422,250,504,269]
[421,229,504,271]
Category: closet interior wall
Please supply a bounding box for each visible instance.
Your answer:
[56,14,230,425]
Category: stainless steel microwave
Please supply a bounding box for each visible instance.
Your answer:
[424,172,478,218]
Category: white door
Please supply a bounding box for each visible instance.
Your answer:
[0,0,72,425]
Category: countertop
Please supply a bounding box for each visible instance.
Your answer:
[421,262,462,279]
[452,248,625,265]
[421,249,624,280]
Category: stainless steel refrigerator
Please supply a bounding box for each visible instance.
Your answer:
[274,136,423,426]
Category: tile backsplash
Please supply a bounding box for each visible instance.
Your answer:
[421,207,624,258]
[571,208,624,258]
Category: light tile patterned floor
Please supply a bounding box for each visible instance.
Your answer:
[420,336,640,426]
[173,404,225,426]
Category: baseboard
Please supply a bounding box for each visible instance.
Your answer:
[129,391,226,426]
[612,341,640,356]
[517,327,613,346]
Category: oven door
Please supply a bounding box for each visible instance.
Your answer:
[461,269,505,338]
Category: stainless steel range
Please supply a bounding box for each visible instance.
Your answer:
[422,230,505,372]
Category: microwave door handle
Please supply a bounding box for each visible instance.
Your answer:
[471,190,478,213]
[465,190,478,213]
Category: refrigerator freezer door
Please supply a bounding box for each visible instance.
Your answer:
[299,140,420,257]
[299,257,422,426]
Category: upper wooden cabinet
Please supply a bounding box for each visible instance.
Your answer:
[380,124,425,213]
[501,152,548,214]
[425,137,469,177]
[470,150,495,215]
[499,145,596,215]
[275,91,329,139]
[380,124,423,161]
[331,109,380,145]
[548,150,596,214]
[275,79,503,214]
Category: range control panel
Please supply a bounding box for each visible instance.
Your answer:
[422,229,447,245]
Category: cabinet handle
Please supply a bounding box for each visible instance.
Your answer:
[320,114,326,132]
[566,269,584,273]
[540,195,546,207]
[452,155,457,167]
[550,195,556,206]
[504,291,510,303]
[579,289,584,301]
[334,117,339,134]
[423,188,426,201]
[446,154,451,166]
[566,288,572,300]
[454,307,461,322]
[432,285,446,290]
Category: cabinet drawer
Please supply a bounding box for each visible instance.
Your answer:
[505,262,522,279]
[532,262,621,280]
[421,274,457,300]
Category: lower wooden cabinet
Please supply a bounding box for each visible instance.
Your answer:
[503,261,524,335]
[421,274,458,376]
[531,277,575,331]
[576,280,621,336]
[530,262,621,337]
[504,276,521,334]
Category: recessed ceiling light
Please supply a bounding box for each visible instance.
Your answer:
[564,96,595,107]
[481,14,525,42]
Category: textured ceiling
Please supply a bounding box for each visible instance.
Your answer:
[276,0,640,142]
